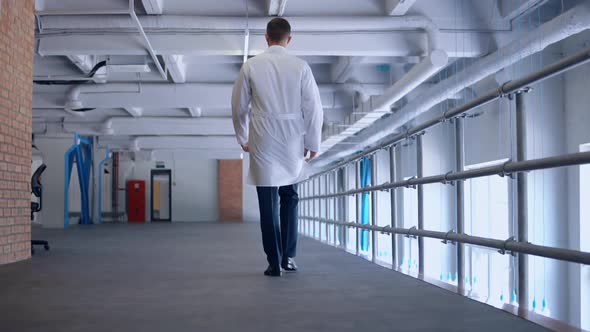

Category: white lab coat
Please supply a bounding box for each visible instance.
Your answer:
[231,45,324,187]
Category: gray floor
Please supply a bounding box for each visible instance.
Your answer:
[0,223,548,332]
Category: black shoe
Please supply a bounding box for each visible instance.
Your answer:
[264,265,281,277]
[281,258,298,272]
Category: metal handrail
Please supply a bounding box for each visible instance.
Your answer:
[301,150,590,200]
[307,46,590,180]
[299,216,590,266]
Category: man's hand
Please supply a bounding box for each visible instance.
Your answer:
[241,144,250,153]
[304,149,317,162]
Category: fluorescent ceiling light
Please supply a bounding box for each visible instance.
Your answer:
[108,64,151,73]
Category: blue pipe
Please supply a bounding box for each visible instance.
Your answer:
[63,145,77,228]
[64,133,93,227]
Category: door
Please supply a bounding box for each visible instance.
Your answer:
[151,169,172,222]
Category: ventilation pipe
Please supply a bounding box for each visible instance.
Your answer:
[322,49,448,151]
[39,15,440,52]
[314,1,590,168]
[61,82,385,111]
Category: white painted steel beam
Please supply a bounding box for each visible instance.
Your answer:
[321,49,448,152]
[37,31,484,58]
[162,55,186,83]
[34,82,386,110]
[124,107,143,117]
[39,15,498,56]
[385,0,418,16]
[66,55,95,74]
[331,57,364,83]
[63,117,235,136]
[268,0,288,16]
[499,0,548,21]
[141,0,164,15]
[314,2,590,167]
[100,136,239,150]
[187,107,202,117]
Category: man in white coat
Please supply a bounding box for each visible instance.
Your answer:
[231,18,323,277]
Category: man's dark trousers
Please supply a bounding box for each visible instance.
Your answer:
[256,184,299,268]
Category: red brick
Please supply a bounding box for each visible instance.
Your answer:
[218,160,243,222]
[0,0,34,266]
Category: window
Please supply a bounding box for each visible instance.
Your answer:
[400,179,419,273]
[464,159,511,304]
[359,157,372,259]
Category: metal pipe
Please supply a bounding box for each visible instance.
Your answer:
[298,217,590,266]
[303,181,313,236]
[307,46,590,180]
[128,0,167,80]
[343,166,349,249]
[39,15,441,50]
[324,174,329,243]
[311,2,590,169]
[333,171,338,246]
[515,91,529,309]
[416,135,424,275]
[302,150,590,200]
[389,145,397,268]
[316,177,320,240]
[371,154,378,263]
[455,118,465,291]
[36,9,132,15]
[322,50,448,151]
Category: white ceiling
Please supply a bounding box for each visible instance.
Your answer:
[32,0,568,164]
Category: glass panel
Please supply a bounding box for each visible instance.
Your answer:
[400,184,418,273]
[152,173,170,220]
[464,170,510,303]
[375,149,392,265]
[346,164,357,253]
[359,157,372,260]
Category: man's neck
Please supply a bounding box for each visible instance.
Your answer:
[268,42,287,48]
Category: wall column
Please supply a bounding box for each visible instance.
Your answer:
[218,160,243,221]
[0,0,35,264]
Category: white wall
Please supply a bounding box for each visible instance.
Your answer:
[36,137,83,228]
[119,153,219,222]
[242,155,260,222]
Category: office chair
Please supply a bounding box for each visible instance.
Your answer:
[31,164,49,255]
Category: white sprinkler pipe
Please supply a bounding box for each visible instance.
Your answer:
[314,1,590,168]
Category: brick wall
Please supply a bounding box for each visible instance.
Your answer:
[0,0,35,265]
[218,160,243,221]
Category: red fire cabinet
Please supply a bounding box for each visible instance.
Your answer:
[127,180,146,222]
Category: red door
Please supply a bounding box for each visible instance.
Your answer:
[127,180,146,222]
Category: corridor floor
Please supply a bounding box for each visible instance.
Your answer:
[0,223,549,332]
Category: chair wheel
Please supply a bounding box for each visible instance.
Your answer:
[44,245,50,251]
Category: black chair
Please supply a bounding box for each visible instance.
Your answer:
[31,164,49,255]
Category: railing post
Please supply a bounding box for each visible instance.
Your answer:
[516,90,529,309]
[416,134,425,276]
[333,170,338,246]
[314,176,319,239]
[324,173,329,243]
[455,118,465,291]
[343,166,349,249]
[303,179,311,236]
[355,160,361,256]
[371,153,378,263]
[389,145,397,269]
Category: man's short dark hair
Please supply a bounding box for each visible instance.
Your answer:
[266,18,291,42]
